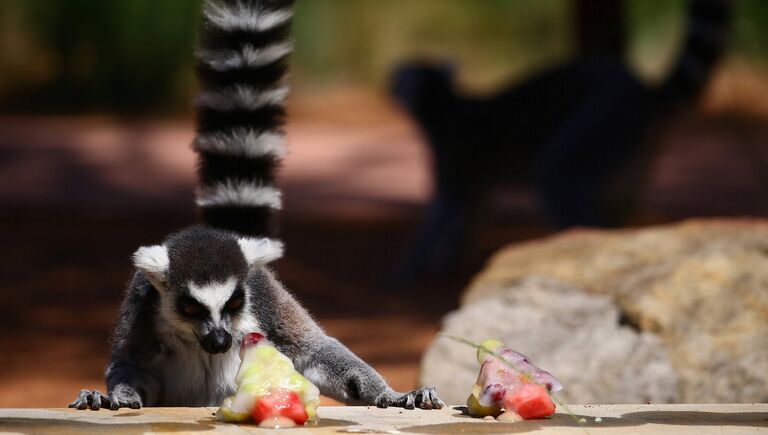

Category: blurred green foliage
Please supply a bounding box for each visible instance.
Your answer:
[0,0,765,113]
[0,0,202,112]
[292,0,572,90]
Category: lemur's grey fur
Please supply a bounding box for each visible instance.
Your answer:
[70,0,443,411]
[70,227,443,410]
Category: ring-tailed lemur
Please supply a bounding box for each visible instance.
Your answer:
[390,0,732,280]
[69,0,444,411]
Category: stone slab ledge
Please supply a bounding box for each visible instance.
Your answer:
[0,404,766,434]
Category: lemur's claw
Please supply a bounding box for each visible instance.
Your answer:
[378,387,444,410]
[109,395,121,411]
[90,391,103,410]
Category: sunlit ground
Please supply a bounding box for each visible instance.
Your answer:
[1,63,767,407]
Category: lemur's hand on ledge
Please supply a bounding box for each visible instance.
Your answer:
[376,386,445,410]
[69,386,142,411]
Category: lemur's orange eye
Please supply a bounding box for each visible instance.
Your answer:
[226,298,243,311]
[182,304,200,316]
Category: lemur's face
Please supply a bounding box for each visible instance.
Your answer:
[390,61,455,114]
[174,277,246,354]
[131,226,284,355]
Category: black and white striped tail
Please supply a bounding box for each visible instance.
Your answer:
[193,0,294,238]
[658,0,732,104]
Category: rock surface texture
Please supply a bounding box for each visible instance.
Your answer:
[421,219,768,404]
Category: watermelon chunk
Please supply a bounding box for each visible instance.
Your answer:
[504,384,556,420]
[466,338,563,421]
[217,332,320,426]
[252,389,308,427]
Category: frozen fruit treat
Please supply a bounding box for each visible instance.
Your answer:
[467,338,562,420]
[217,332,320,427]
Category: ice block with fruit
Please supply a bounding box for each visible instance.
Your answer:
[467,339,563,420]
[217,332,320,427]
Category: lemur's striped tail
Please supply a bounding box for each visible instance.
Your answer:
[193,0,294,238]
[657,0,732,105]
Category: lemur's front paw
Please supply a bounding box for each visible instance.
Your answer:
[377,387,445,410]
[68,387,142,410]
[107,385,143,410]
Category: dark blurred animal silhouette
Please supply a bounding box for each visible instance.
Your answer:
[391,0,731,281]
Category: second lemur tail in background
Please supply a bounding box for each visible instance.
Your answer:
[657,0,732,106]
[193,0,295,238]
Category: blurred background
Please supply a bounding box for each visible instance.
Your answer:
[0,0,766,407]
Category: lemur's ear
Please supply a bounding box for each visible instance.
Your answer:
[238,238,283,267]
[133,245,170,285]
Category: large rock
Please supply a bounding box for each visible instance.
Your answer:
[422,277,679,405]
[422,219,768,404]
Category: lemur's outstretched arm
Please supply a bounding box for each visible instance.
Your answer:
[250,269,444,409]
[299,336,443,409]
[70,274,162,410]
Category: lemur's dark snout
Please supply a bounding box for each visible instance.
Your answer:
[200,328,232,354]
